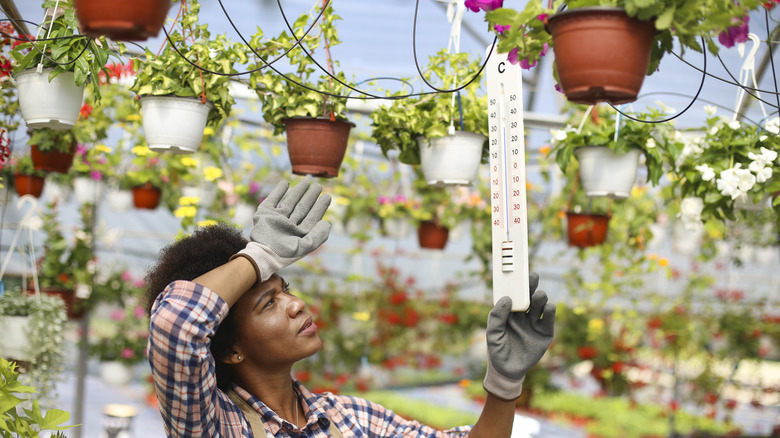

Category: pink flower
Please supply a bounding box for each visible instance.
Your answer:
[507,47,520,65]
[133,306,145,318]
[378,196,390,205]
[494,24,510,35]
[718,15,750,48]
[464,0,503,13]
[120,271,132,282]
[90,170,103,181]
[120,348,134,359]
[391,194,407,203]
[133,278,146,288]
[110,309,125,321]
[249,181,261,196]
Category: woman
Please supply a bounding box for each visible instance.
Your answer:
[145,178,555,437]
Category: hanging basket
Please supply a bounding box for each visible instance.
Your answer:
[419,131,486,186]
[283,117,354,178]
[31,142,77,173]
[546,7,656,105]
[0,315,31,362]
[107,188,133,212]
[566,212,610,247]
[73,0,172,41]
[30,287,85,320]
[15,68,85,130]
[13,173,45,198]
[574,146,640,199]
[140,96,212,154]
[417,221,449,250]
[132,183,162,209]
[74,177,106,204]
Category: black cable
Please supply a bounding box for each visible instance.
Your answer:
[0,19,95,70]
[609,37,708,124]
[715,51,780,112]
[631,91,766,126]
[411,0,494,94]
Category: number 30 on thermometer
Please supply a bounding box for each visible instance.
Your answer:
[486,44,530,312]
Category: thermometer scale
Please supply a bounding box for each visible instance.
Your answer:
[486,44,530,312]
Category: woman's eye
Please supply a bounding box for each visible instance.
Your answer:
[263,298,275,309]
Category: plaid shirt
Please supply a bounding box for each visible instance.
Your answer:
[148,280,473,437]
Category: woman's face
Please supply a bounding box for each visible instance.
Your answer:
[230,275,322,369]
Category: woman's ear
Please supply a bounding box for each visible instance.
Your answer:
[220,348,244,365]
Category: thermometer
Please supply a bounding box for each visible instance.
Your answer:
[486,44,530,312]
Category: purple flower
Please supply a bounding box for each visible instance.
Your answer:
[516,42,548,70]
[554,83,564,94]
[494,24,511,35]
[248,181,260,196]
[464,0,503,13]
[507,47,520,65]
[378,196,390,205]
[90,170,102,181]
[76,144,88,156]
[718,15,750,48]
[391,194,407,203]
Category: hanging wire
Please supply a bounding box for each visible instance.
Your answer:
[608,37,708,124]
[764,8,780,113]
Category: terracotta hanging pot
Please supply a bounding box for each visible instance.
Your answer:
[417,221,450,250]
[283,117,354,178]
[13,173,45,198]
[132,183,162,209]
[73,0,172,41]
[31,142,77,173]
[546,7,656,105]
[29,287,85,320]
[566,212,610,247]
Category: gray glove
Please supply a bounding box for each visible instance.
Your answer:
[231,178,331,283]
[483,272,556,401]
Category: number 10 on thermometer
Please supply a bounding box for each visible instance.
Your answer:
[486,44,530,312]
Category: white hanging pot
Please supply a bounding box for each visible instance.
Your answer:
[0,315,31,361]
[99,360,135,386]
[140,96,212,154]
[233,202,256,226]
[419,131,486,186]
[108,188,134,212]
[382,218,413,239]
[44,181,73,205]
[15,68,85,130]
[181,184,217,207]
[574,146,640,199]
[73,177,106,204]
[346,215,373,235]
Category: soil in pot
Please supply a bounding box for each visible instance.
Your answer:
[31,142,77,174]
[283,117,354,178]
[546,7,656,105]
[566,212,610,247]
[13,173,45,198]
[417,221,450,250]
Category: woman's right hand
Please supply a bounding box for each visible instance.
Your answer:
[231,178,331,283]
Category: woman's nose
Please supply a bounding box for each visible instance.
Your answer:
[287,295,305,317]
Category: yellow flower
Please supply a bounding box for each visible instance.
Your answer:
[174,206,197,218]
[539,144,551,155]
[658,257,669,267]
[125,114,141,122]
[588,318,604,331]
[180,157,199,167]
[179,196,200,206]
[203,127,215,136]
[95,144,112,153]
[333,196,349,206]
[131,146,151,157]
[352,311,371,322]
[203,166,223,182]
[197,220,218,227]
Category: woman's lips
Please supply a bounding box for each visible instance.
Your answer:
[298,317,317,335]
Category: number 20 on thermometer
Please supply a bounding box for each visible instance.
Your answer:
[486,44,530,312]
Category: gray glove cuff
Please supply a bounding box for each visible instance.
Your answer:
[231,242,297,284]
[483,357,525,401]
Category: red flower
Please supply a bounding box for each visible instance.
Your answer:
[647,317,662,330]
[80,103,93,119]
[439,314,458,325]
[294,370,311,383]
[725,399,738,410]
[576,345,599,360]
[703,392,718,405]
[389,291,408,305]
[402,308,419,327]
[386,312,401,325]
[611,361,625,374]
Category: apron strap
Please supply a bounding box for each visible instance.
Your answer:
[225,389,344,438]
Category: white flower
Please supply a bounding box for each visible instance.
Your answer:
[695,164,716,181]
[728,119,741,130]
[709,126,719,136]
[76,283,92,299]
[764,117,780,135]
[717,164,756,199]
[645,138,656,149]
[704,105,717,116]
[755,167,772,183]
[679,197,704,231]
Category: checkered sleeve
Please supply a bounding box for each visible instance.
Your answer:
[331,394,472,437]
[147,280,233,437]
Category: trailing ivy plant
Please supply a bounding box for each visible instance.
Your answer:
[130,1,247,128]
[11,0,121,99]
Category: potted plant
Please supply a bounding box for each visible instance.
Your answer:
[247,4,354,178]
[73,0,172,41]
[11,0,119,129]
[408,174,463,249]
[0,23,22,137]
[466,0,762,104]
[0,292,68,405]
[549,105,683,198]
[9,154,46,198]
[329,177,379,240]
[0,357,73,435]
[68,143,118,204]
[28,128,77,173]
[376,193,417,239]
[370,49,488,186]
[89,304,149,386]
[670,111,780,231]
[124,145,170,210]
[129,1,245,153]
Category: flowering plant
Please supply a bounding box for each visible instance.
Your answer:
[465,0,762,89]
[89,305,149,366]
[9,154,44,177]
[407,174,463,229]
[124,145,170,189]
[370,49,488,165]
[671,110,780,230]
[69,143,118,181]
[0,23,21,133]
[375,194,418,220]
[549,105,683,186]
